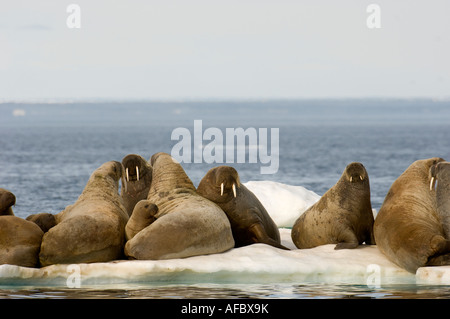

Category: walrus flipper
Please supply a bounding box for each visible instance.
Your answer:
[334,230,359,250]
[249,223,290,250]
[427,251,450,267]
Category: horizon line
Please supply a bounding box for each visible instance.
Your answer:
[1,96,450,104]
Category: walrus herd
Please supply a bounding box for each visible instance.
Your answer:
[0,154,449,274]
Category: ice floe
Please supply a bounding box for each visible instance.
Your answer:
[0,181,447,288]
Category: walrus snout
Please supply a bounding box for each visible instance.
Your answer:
[430,161,450,191]
[213,166,241,198]
[122,154,148,182]
[124,165,140,182]
[344,162,367,183]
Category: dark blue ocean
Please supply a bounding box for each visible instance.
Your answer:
[1,99,450,298]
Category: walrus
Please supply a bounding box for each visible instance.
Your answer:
[124,152,234,260]
[374,157,450,273]
[26,213,57,233]
[39,161,129,266]
[0,215,44,267]
[125,201,158,241]
[291,162,375,250]
[431,161,450,240]
[121,154,153,217]
[197,166,289,250]
[0,188,16,216]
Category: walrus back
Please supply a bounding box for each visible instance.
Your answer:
[39,161,128,266]
[125,196,234,260]
[374,158,446,273]
[0,216,44,268]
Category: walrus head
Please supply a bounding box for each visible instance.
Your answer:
[147,152,196,197]
[122,154,151,183]
[103,161,123,181]
[0,188,16,216]
[430,161,450,238]
[343,162,368,184]
[197,166,241,202]
[121,154,153,192]
[430,161,450,191]
[88,161,123,188]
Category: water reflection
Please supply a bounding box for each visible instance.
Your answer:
[1,283,450,299]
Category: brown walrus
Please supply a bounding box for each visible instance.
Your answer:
[374,157,450,273]
[0,215,44,267]
[0,188,16,216]
[26,213,57,233]
[291,162,375,250]
[39,161,129,266]
[197,165,289,250]
[121,154,152,217]
[125,201,158,241]
[124,152,235,260]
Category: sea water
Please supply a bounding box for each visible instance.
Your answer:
[0,99,450,299]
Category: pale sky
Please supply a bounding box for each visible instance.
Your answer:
[0,0,449,101]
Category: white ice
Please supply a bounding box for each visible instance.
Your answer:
[0,181,447,287]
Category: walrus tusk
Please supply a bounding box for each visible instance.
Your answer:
[232,183,236,198]
[350,176,353,182]
[360,175,363,181]
[430,177,436,191]
[136,166,139,181]
[221,183,224,196]
[126,168,129,182]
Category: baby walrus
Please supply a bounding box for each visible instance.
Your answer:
[197,165,289,250]
[292,162,375,250]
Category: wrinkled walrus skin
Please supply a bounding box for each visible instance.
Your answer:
[374,157,450,273]
[39,161,129,267]
[125,152,234,260]
[431,161,450,240]
[0,215,44,268]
